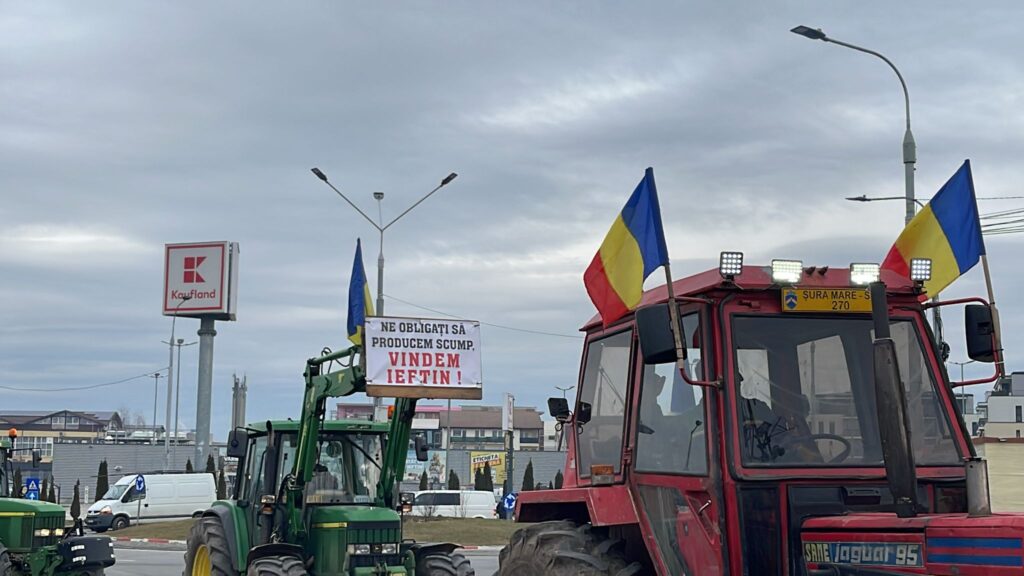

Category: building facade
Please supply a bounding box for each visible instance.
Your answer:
[0,410,124,462]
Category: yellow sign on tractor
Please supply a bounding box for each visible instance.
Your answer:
[781,287,873,313]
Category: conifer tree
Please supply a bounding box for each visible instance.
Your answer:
[217,467,227,500]
[554,470,564,490]
[419,470,428,491]
[522,460,535,492]
[447,470,460,490]
[70,481,81,519]
[95,460,109,502]
[185,459,194,473]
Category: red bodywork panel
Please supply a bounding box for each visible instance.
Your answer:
[804,513,1024,575]
[516,485,639,526]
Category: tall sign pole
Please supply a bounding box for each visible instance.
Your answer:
[164,242,239,470]
[503,392,514,510]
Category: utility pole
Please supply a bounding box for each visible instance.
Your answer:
[150,373,163,446]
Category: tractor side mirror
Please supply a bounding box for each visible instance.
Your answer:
[576,402,593,425]
[965,304,996,363]
[226,428,249,459]
[414,436,429,462]
[31,450,41,468]
[547,398,570,422]
[635,303,681,365]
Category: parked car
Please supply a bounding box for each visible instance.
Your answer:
[410,490,497,519]
[85,472,216,532]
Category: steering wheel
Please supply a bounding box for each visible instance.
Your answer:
[796,433,852,464]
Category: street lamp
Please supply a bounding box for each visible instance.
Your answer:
[163,295,192,468]
[150,373,163,445]
[172,338,198,464]
[949,359,977,383]
[555,385,575,400]
[792,25,916,227]
[311,168,459,415]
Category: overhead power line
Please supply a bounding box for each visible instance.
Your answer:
[0,368,166,393]
[384,293,584,339]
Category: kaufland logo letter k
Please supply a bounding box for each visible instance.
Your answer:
[184,256,206,284]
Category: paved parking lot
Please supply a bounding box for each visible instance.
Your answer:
[109,546,500,575]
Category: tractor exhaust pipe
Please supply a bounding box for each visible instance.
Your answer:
[966,458,992,517]
[870,282,919,518]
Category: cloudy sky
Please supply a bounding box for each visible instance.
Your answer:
[2,2,1023,438]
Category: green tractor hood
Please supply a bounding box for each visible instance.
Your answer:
[307,505,405,575]
[0,497,66,553]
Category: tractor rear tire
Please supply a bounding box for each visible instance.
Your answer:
[498,520,643,576]
[246,556,308,576]
[183,516,234,576]
[1,545,12,576]
[416,551,475,576]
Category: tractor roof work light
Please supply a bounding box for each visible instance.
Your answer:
[850,263,881,286]
[910,258,932,282]
[771,259,803,284]
[719,251,744,279]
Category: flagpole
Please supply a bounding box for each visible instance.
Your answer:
[981,254,1006,380]
[663,264,687,371]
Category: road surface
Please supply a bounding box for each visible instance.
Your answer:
[109,546,500,575]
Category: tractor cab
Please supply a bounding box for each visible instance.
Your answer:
[511,258,1007,575]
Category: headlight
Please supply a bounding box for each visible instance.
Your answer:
[100,506,112,515]
[348,544,372,555]
[381,543,398,554]
[53,528,65,536]
[34,528,52,537]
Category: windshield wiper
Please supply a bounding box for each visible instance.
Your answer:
[342,437,382,470]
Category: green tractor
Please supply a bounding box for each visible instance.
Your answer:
[0,430,115,576]
[184,346,475,576]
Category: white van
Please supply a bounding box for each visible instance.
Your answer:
[410,490,497,519]
[85,472,216,532]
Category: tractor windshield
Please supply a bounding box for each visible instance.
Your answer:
[279,432,385,504]
[731,315,959,468]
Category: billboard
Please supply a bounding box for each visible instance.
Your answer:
[470,451,506,486]
[405,450,447,487]
[163,241,240,320]
[365,316,482,400]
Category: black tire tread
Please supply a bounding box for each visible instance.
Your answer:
[498,520,643,576]
[416,552,475,576]
[183,516,235,576]
[246,555,308,576]
[1,546,13,576]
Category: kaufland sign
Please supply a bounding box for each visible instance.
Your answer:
[163,242,239,320]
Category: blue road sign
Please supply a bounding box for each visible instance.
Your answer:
[135,474,146,494]
[503,492,517,511]
[24,477,40,500]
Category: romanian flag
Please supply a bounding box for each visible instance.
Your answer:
[881,160,985,296]
[584,167,670,326]
[347,239,375,346]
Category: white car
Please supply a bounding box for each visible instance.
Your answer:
[85,472,216,532]
[410,490,497,519]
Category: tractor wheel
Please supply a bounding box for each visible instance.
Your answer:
[183,516,234,576]
[246,555,308,576]
[498,520,643,576]
[416,551,475,576]
[1,545,12,576]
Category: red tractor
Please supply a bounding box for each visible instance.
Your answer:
[500,257,1015,575]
